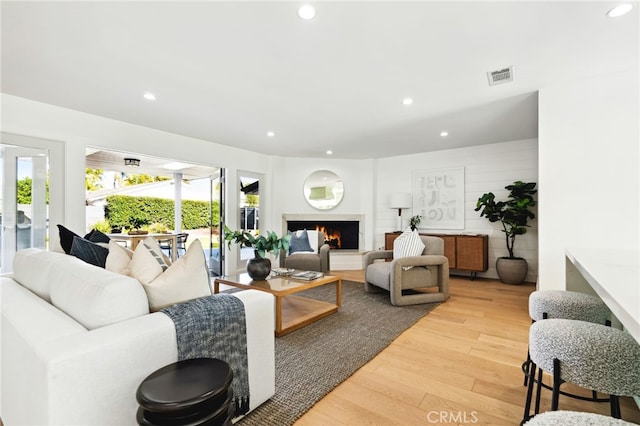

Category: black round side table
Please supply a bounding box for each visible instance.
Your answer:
[136,358,234,426]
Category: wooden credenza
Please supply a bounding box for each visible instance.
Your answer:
[385,232,488,279]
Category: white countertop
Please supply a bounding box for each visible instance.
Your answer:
[566,248,640,343]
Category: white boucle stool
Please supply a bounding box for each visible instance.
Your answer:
[523,291,611,388]
[522,319,640,424]
[523,410,636,425]
[528,290,612,323]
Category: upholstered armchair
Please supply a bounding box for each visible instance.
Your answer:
[279,230,331,273]
[363,235,449,306]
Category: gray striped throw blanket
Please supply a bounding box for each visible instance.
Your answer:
[161,294,250,416]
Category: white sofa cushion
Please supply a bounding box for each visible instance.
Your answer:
[105,239,134,274]
[48,252,149,330]
[12,248,68,302]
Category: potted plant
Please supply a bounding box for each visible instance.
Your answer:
[475,181,537,284]
[409,215,422,231]
[128,216,149,235]
[223,224,292,280]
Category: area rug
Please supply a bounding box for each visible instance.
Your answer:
[235,280,439,426]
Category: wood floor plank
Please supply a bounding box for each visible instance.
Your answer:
[295,273,640,425]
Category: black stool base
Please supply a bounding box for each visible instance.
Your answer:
[136,358,235,426]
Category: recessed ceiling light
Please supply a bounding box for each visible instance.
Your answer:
[440,131,449,137]
[143,92,156,101]
[298,5,316,20]
[267,131,275,137]
[607,4,633,17]
[402,97,413,106]
[326,150,333,155]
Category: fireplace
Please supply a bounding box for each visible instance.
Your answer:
[286,220,359,250]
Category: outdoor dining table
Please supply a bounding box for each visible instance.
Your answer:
[108,232,179,262]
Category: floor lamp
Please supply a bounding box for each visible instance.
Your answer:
[390,193,412,231]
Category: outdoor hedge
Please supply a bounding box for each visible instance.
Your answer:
[104,195,219,230]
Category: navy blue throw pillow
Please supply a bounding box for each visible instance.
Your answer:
[57,224,82,254]
[70,236,109,268]
[85,229,111,244]
[288,229,314,255]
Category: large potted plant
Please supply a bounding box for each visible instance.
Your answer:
[475,181,537,284]
[223,225,291,280]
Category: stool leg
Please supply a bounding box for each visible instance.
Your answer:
[522,350,531,386]
[523,319,536,387]
[610,395,621,418]
[534,367,544,414]
[551,358,561,411]
[522,362,537,424]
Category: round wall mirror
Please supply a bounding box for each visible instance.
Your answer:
[303,170,344,210]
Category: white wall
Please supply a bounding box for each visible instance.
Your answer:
[538,69,639,290]
[375,139,539,281]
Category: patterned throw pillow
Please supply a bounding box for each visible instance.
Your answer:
[128,237,170,285]
[393,227,425,270]
[70,236,110,268]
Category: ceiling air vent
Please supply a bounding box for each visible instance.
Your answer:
[487,66,514,86]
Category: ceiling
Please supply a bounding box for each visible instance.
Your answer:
[2,2,638,159]
[85,148,220,180]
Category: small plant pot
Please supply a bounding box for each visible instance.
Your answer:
[496,257,528,284]
[128,230,149,235]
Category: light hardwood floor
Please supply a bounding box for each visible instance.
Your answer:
[295,271,640,426]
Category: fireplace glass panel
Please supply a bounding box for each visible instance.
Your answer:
[287,220,358,250]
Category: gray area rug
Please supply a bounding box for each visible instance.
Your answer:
[235,280,439,426]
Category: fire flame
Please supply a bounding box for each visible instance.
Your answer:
[316,225,341,249]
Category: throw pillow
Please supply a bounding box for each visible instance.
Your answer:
[128,237,171,285]
[57,224,82,254]
[393,227,425,270]
[70,236,110,268]
[138,239,212,311]
[105,240,134,275]
[58,224,111,254]
[84,229,111,244]
[305,230,320,254]
[289,229,314,254]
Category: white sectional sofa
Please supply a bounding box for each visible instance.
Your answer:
[0,248,275,425]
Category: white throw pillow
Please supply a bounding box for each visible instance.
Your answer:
[139,239,212,312]
[105,240,134,275]
[128,237,171,285]
[393,228,425,270]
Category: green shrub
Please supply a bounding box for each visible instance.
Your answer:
[89,219,111,234]
[104,195,219,230]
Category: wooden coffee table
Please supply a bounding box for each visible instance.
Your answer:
[214,272,342,336]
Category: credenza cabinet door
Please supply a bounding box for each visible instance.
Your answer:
[455,235,488,272]
[383,233,488,275]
